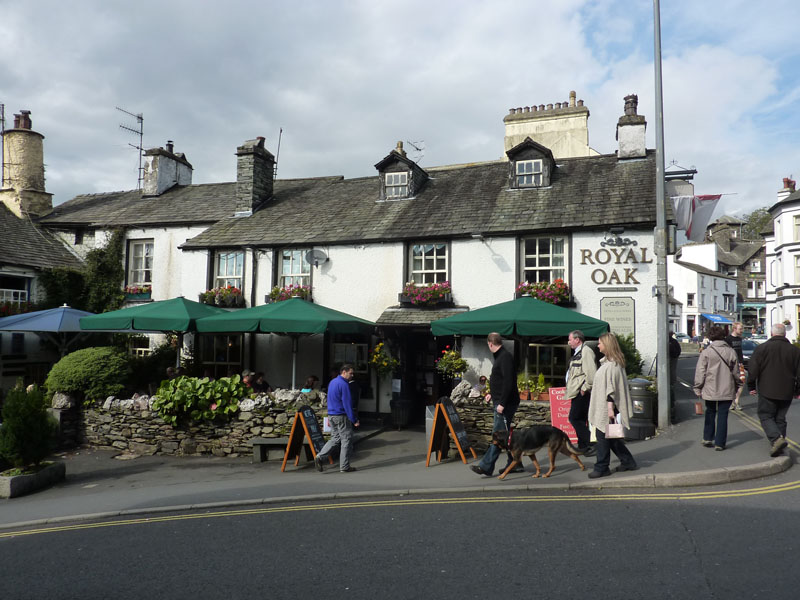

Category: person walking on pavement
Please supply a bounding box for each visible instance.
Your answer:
[693,326,741,451]
[566,330,598,456]
[471,332,520,477]
[725,322,746,410]
[747,322,800,457]
[669,331,682,422]
[587,332,637,478]
[315,364,360,473]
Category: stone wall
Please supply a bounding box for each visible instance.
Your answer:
[77,390,327,457]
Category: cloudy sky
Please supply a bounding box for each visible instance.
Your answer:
[2,0,798,219]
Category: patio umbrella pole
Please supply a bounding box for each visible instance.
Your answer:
[176,332,183,369]
[291,335,298,389]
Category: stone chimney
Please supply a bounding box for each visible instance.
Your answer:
[0,110,53,217]
[503,91,598,159]
[776,177,797,203]
[141,142,193,196]
[235,137,274,215]
[616,94,647,159]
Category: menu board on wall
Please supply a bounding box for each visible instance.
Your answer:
[600,297,635,338]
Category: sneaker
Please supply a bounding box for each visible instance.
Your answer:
[340,466,358,472]
[588,469,611,479]
[714,446,725,451]
[314,455,324,472]
[701,440,714,448]
[770,437,788,457]
[731,404,741,411]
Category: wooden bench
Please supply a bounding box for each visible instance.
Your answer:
[250,437,312,463]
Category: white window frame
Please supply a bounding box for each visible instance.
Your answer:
[515,159,544,187]
[521,236,567,283]
[279,248,311,287]
[713,279,718,290]
[214,251,244,290]
[385,172,409,199]
[794,215,800,241]
[332,342,369,374]
[794,256,800,285]
[687,293,695,307]
[128,239,154,286]
[409,242,448,284]
[701,293,706,308]
[750,260,762,273]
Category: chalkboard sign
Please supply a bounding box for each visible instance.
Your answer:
[281,405,330,472]
[426,398,477,466]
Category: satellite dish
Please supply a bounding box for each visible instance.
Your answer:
[304,248,329,268]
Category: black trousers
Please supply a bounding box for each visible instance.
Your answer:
[568,391,591,449]
[757,394,792,444]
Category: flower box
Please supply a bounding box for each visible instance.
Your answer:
[0,461,66,499]
[124,292,151,301]
[199,286,246,308]
[515,279,571,305]
[399,280,453,307]
[398,292,452,306]
[267,284,312,303]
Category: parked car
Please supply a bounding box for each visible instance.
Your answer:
[741,339,759,368]
[675,333,690,343]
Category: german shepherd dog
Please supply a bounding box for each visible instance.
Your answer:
[493,426,586,479]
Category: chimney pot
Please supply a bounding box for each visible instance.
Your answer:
[555,102,562,109]
[166,140,174,153]
[569,91,576,107]
[523,106,530,112]
[539,104,545,111]
[577,99,584,107]
[546,103,553,110]
[624,94,639,116]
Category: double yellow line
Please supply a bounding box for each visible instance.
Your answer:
[5,478,800,540]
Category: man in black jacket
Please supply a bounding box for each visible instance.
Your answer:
[747,322,800,456]
[471,332,520,476]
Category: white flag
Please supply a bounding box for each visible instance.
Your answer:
[670,195,722,242]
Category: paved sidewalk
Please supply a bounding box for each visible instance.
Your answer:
[0,393,795,530]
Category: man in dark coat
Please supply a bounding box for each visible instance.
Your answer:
[747,322,800,456]
[471,332,520,476]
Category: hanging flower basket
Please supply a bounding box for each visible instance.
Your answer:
[369,342,400,377]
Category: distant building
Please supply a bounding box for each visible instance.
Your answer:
[764,178,800,336]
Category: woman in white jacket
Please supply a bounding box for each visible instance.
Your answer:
[587,332,638,479]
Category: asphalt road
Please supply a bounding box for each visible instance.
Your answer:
[3,468,800,600]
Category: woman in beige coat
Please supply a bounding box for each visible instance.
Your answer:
[693,325,741,450]
[587,332,638,478]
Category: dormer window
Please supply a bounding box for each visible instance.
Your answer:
[516,159,544,187]
[385,172,409,199]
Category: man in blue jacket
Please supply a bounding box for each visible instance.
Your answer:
[315,364,360,472]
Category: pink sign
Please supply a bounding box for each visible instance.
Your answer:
[548,387,578,443]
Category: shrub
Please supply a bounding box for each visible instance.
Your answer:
[127,342,178,394]
[152,375,247,426]
[617,333,644,376]
[45,347,130,404]
[0,386,57,467]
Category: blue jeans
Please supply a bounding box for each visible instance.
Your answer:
[703,400,732,448]
[593,428,636,474]
[317,414,354,471]
[478,410,514,475]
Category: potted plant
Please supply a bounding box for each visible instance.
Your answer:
[199,285,246,308]
[517,373,548,400]
[435,346,467,379]
[515,278,570,304]
[124,284,152,300]
[0,385,63,499]
[399,280,452,306]
[267,284,312,303]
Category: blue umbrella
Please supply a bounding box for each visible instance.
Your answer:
[0,304,95,356]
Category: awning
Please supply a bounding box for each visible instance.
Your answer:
[701,313,733,324]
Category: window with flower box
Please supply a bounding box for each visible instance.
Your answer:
[214,251,244,290]
[127,240,154,287]
[278,248,311,287]
[408,242,448,284]
[520,236,567,283]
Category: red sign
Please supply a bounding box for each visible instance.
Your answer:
[548,387,578,443]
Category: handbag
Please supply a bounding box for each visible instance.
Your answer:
[605,401,624,438]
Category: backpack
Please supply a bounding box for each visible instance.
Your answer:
[583,340,603,370]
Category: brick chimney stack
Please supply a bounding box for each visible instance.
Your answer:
[0,109,53,217]
[235,137,274,216]
[777,177,797,203]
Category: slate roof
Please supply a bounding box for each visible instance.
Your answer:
[0,204,82,270]
[674,260,737,280]
[716,241,763,267]
[377,306,469,326]
[37,178,343,228]
[181,151,658,249]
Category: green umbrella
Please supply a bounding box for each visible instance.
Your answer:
[80,297,226,331]
[430,295,609,338]
[80,297,227,367]
[196,297,375,387]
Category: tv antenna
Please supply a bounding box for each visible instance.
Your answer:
[116,106,144,189]
[405,139,425,164]
[273,127,283,180]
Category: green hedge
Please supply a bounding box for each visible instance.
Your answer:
[45,347,130,404]
[0,386,57,467]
